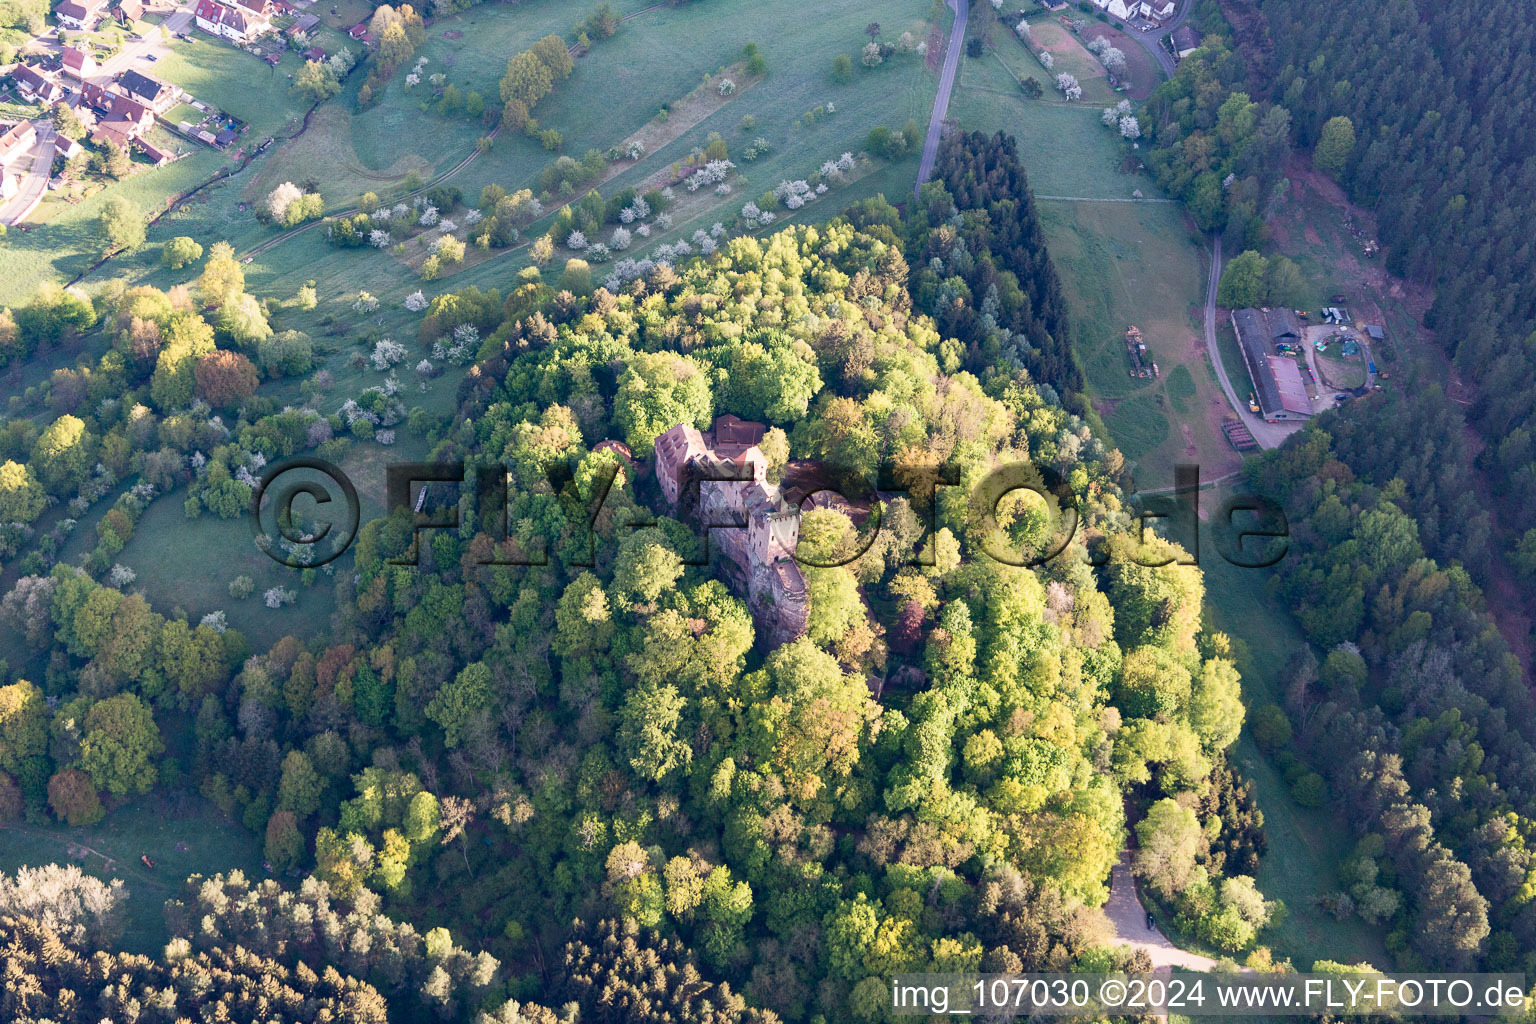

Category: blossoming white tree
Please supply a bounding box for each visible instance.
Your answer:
[371,339,406,370]
[1056,72,1082,100]
[405,290,428,311]
[266,182,302,221]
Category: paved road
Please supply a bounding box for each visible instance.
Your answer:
[1106,852,1221,971]
[915,0,968,198]
[1200,235,1302,449]
[0,123,56,226]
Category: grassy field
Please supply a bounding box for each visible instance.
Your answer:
[1200,511,1390,970]
[1022,20,1117,105]
[168,0,938,311]
[0,792,266,955]
[1036,200,1240,485]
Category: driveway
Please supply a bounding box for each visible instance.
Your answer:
[1105,851,1221,972]
[0,122,56,226]
[916,0,968,198]
[1120,0,1186,78]
[91,8,194,83]
[1201,235,1303,449]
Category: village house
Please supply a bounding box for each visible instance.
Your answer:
[61,46,95,80]
[194,0,269,42]
[1,120,37,205]
[55,0,106,31]
[653,419,810,648]
[118,69,177,114]
[115,0,145,23]
[1106,0,1134,20]
[9,65,64,105]
[0,120,38,171]
[82,83,156,148]
[1172,25,1202,58]
[1140,0,1175,19]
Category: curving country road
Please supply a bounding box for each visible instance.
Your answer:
[915,0,968,198]
[1106,851,1221,971]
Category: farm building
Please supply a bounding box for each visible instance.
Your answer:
[1233,308,1312,421]
[287,12,319,36]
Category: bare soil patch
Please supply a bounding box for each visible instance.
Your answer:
[626,61,760,158]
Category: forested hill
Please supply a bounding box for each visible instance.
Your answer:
[1250,0,1536,577]
[0,192,1271,1019]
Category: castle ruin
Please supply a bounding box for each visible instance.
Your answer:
[652,419,809,647]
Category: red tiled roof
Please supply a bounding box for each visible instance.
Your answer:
[63,46,92,70]
[195,0,252,33]
[10,65,60,99]
[0,121,37,163]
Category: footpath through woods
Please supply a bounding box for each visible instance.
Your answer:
[915,0,968,198]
